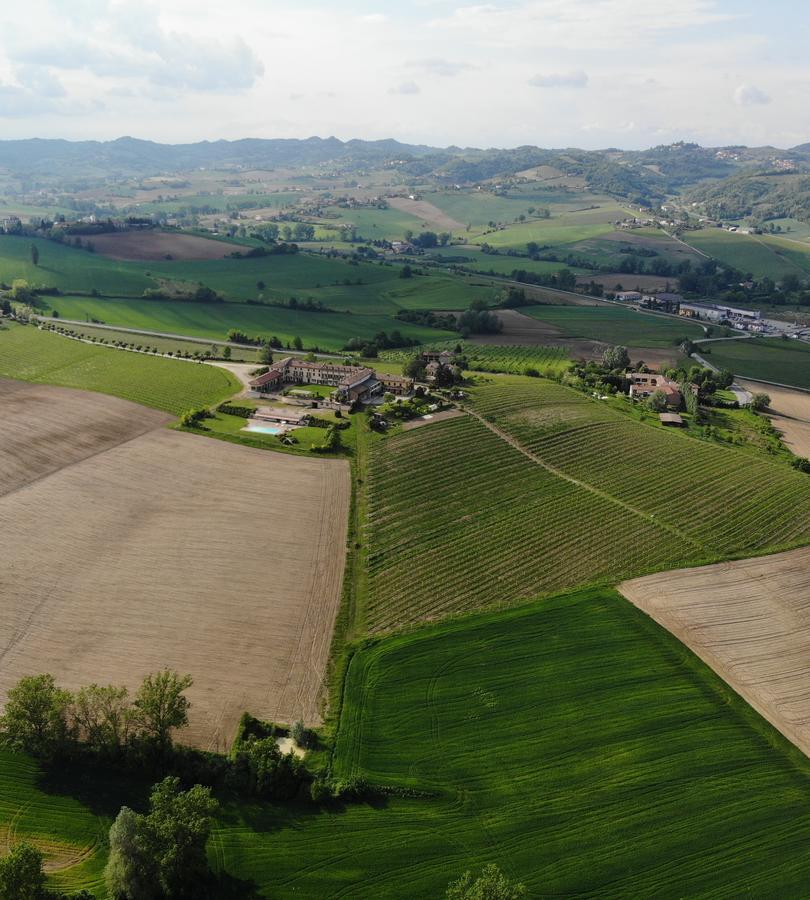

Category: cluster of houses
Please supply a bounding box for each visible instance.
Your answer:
[249,357,413,405]
[615,291,768,331]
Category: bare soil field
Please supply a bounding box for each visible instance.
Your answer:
[388,196,465,232]
[402,409,466,430]
[738,379,810,458]
[90,230,235,261]
[0,403,350,751]
[0,379,171,497]
[619,548,810,757]
[577,273,676,292]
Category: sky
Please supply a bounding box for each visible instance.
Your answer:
[0,0,806,150]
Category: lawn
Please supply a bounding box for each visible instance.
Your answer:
[11,588,810,896]
[523,303,704,346]
[705,337,810,390]
[0,323,239,414]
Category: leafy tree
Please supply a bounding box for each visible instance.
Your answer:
[446,864,526,899]
[1,298,11,315]
[105,806,155,899]
[647,389,668,412]
[438,232,451,246]
[601,345,630,371]
[222,345,231,360]
[133,670,192,749]
[293,335,304,351]
[399,264,413,279]
[291,720,310,748]
[0,842,46,900]
[751,392,771,412]
[106,778,218,899]
[30,244,39,266]
[72,683,132,755]
[403,355,426,380]
[0,674,73,756]
[715,369,734,390]
[259,344,274,365]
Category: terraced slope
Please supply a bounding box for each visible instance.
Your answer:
[470,378,810,556]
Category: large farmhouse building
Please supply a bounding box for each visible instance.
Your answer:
[249,357,413,404]
[627,372,682,406]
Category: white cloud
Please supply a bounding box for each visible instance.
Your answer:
[389,81,421,95]
[734,84,770,107]
[529,70,588,88]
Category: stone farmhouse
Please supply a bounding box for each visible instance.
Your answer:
[627,372,682,406]
[249,357,413,404]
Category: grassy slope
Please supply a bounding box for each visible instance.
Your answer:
[684,229,810,280]
[20,587,810,897]
[44,295,456,350]
[705,337,810,390]
[0,323,239,414]
[523,303,704,346]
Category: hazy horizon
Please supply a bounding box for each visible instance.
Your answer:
[0,0,806,151]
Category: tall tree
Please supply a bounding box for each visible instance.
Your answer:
[447,864,526,899]
[0,843,46,900]
[133,670,192,749]
[30,244,39,266]
[0,673,73,755]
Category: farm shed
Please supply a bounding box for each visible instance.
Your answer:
[659,413,685,427]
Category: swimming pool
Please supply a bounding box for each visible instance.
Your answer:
[244,423,284,435]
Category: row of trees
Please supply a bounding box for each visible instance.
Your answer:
[0,670,192,759]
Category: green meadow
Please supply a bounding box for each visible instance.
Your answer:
[0,323,239,414]
[684,229,810,280]
[706,337,810,390]
[44,295,456,349]
[524,303,704,346]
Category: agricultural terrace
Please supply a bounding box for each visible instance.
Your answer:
[12,588,810,895]
[469,378,810,556]
[0,389,350,749]
[524,303,704,347]
[0,323,239,415]
[364,415,690,630]
[706,337,810,391]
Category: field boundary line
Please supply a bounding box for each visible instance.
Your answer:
[463,406,706,551]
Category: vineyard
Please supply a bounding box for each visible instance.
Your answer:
[469,377,810,556]
[363,414,692,630]
[381,341,570,375]
[0,323,239,415]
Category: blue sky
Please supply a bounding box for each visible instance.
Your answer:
[0,0,806,149]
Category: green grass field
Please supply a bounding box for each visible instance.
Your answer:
[705,337,810,390]
[43,295,457,351]
[0,323,239,414]
[523,303,704,346]
[684,229,810,280]
[11,588,810,896]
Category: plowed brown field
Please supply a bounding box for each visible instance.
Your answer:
[0,384,350,750]
[90,230,235,260]
[619,547,810,757]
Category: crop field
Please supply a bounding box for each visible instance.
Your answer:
[0,400,350,750]
[363,415,691,630]
[469,378,810,557]
[0,323,239,414]
[523,303,704,347]
[44,295,457,350]
[620,547,810,757]
[89,230,235,260]
[706,337,810,390]
[13,587,810,896]
[684,229,810,280]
